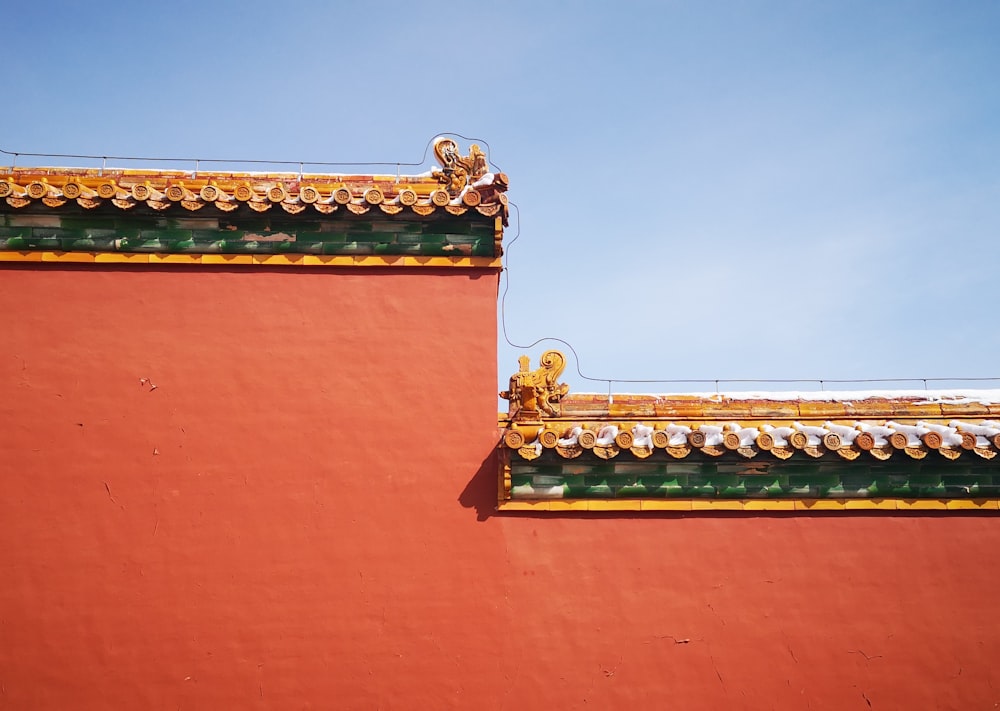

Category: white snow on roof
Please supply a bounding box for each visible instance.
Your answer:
[577,389,1000,405]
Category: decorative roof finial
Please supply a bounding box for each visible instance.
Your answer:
[500,350,570,418]
[432,137,489,195]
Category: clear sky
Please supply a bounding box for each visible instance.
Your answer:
[5,1,999,394]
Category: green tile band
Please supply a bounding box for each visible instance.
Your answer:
[510,460,1000,500]
[0,214,496,258]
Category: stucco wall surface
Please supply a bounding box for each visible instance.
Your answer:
[1,266,998,710]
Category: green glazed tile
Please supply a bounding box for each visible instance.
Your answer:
[410,233,446,245]
[472,238,494,256]
[191,229,244,242]
[26,237,62,249]
[221,240,261,254]
[584,481,613,497]
[140,229,192,241]
[129,239,170,252]
[60,217,118,230]
[297,231,346,243]
[70,238,116,250]
[30,228,75,239]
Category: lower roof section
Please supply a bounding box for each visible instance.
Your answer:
[498,350,1000,513]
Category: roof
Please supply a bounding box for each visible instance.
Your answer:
[498,351,1000,512]
[505,391,1000,461]
[0,138,506,267]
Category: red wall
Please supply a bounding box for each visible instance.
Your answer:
[2,265,998,709]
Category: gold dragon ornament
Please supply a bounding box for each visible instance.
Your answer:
[501,351,570,419]
[432,137,489,195]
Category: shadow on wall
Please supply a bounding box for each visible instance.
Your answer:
[458,450,501,522]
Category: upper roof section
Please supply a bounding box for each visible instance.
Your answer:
[0,138,508,222]
[0,138,507,267]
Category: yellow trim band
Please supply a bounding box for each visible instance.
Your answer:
[0,251,501,269]
[497,498,1000,512]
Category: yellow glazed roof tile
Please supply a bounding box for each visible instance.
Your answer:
[500,350,1000,465]
[0,138,509,225]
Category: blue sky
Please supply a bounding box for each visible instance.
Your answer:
[5,1,999,393]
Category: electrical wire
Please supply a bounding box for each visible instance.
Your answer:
[499,201,1000,392]
[5,135,999,392]
[0,132,506,175]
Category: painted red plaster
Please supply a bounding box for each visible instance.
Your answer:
[1,265,999,709]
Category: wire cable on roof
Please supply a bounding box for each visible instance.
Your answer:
[499,201,1000,392]
[4,136,997,391]
[0,132,506,176]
